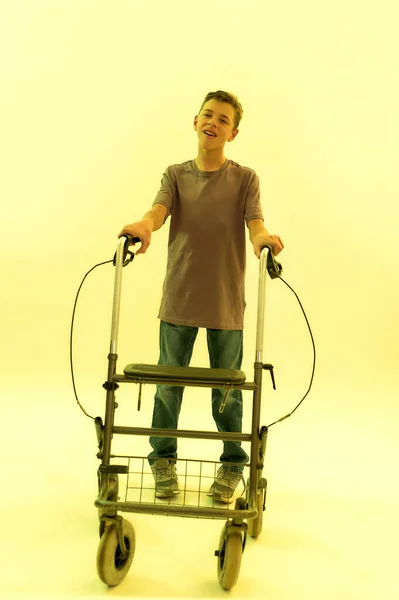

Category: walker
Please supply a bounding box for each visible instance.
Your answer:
[94,235,283,590]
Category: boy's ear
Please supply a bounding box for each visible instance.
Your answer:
[228,129,239,142]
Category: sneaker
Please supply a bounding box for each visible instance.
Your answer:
[207,464,245,504]
[150,458,180,498]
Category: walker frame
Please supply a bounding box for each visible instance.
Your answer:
[94,236,282,589]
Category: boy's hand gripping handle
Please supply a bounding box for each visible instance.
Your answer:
[113,234,141,267]
[262,244,283,279]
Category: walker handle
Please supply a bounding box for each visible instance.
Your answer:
[113,234,141,267]
[262,245,283,279]
[122,234,141,246]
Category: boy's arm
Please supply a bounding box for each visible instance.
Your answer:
[118,203,168,255]
[141,203,169,232]
[247,218,284,258]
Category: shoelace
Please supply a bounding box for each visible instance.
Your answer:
[157,467,169,479]
[218,468,244,488]
[155,465,176,480]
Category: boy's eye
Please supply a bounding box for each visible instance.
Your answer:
[203,113,228,125]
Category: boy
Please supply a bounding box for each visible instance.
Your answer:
[119,91,284,503]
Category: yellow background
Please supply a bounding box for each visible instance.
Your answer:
[1,1,398,598]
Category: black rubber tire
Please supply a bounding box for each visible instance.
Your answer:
[217,528,243,590]
[97,518,135,586]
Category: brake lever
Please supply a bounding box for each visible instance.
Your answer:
[263,245,283,279]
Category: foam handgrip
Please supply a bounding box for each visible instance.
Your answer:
[123,234,141,245]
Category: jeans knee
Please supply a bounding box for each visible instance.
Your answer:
[212,394,242,428]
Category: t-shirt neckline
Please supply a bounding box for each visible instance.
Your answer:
[191,159,229,176]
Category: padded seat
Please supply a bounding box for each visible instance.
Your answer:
[123,363,246,385]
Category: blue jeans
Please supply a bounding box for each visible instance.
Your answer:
[148,321,249,466]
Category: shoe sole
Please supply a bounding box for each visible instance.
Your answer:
[155,488,180,498]
[206,491,233,504]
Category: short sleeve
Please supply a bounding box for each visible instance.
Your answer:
[152,167,175,217]
[244,171,264,223]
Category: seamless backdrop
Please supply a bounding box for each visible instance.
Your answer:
[0,1,398,599]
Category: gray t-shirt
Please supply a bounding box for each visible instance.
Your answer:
[152,159,264,330]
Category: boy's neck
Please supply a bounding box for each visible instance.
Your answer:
[195,148,227,172]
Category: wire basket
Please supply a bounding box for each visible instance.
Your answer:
[108,455,247,513]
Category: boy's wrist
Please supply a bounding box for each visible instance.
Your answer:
[141,217,155,232]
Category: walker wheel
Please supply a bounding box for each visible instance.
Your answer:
[216,526,243,590]
[96,518,135,586]
[248,482,267,539]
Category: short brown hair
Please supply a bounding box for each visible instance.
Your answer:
[198,90,243,130]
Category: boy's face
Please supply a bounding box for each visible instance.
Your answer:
[194,99,239,149]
